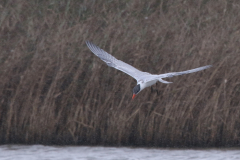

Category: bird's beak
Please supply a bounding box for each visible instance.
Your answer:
[132,94,136,100]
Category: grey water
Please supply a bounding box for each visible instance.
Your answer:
[0,145,240,160]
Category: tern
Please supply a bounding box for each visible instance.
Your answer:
[86,41,211,99]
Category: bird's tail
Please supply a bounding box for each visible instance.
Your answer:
[158,78,172,84]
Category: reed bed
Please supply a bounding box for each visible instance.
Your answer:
[0,0,240,147]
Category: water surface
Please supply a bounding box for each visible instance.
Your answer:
[0,145,240,160]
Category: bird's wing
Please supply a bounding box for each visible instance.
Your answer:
[86,41,151,81]
[158,65,212,78]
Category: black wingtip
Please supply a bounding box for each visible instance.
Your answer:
[86,40,90,44]
[86,41,93,49]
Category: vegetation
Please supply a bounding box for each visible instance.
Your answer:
[0,0,240,147]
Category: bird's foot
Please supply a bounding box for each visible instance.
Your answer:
[151,86,160,95]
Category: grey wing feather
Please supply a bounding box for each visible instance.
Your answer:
[86,41,150,80]
[159,65,212,78]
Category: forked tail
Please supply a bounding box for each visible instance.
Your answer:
[158,78,172,84]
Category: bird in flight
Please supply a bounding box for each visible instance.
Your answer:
[86,41,211,99]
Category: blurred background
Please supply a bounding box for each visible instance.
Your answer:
[0,0,240,147]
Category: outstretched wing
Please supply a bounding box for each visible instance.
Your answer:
[159,65,212,78]
[86,41,151,81]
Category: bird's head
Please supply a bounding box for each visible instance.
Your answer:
[132,84,141,100]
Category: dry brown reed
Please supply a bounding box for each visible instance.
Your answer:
[0,0,240,147]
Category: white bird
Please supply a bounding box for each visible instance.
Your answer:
[86,41,212,99]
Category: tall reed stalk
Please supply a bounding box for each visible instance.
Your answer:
[0,0,239,147]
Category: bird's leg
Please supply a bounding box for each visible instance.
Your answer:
[151,85,160,95]
[156,83,160,95]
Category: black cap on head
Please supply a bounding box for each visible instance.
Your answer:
[133,84,140,94]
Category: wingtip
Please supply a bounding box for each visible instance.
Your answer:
[86,41,94,48]
[207,65,212,68]
[202,65,212,69]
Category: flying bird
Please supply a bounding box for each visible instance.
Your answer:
[86,41,211,99]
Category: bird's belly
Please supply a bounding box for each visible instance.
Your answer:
[144,80,158,88]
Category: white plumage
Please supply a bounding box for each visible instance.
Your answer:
[86,41,212,99]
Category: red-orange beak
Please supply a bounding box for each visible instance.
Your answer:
[132,94,136,100]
